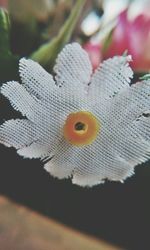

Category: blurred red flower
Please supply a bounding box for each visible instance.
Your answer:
[103,10,150,72]
[83,42,102,71]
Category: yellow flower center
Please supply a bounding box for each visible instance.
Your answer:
[63,111,100,146]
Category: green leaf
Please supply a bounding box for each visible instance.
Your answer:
[140,74,150,81]
[30,0,86,71]
[0,9,19,82]
[122,50,128,57]
[101,29,114,54]
[0,8,10,54]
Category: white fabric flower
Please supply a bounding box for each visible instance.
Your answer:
[0,43,150,187]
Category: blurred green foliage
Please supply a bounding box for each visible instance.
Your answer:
[0,0,86,82]
[31,0,86,70]
[0,8,19,82]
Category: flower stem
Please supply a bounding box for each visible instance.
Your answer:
[30,0,86,69]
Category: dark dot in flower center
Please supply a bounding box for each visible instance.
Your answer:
[74,122,86,131]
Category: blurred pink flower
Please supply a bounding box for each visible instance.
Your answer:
[0,0,7,8]
[83,42,102,71]
[103,10,150,72]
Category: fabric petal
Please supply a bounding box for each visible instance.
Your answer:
[44,80,150,187]
[44,140,75,179]
[54,43,92,91]
[18,142,53,159]
[0,119,36,149]
[1,81,37,120]
[89,55,133,101]
[19,58,56,100]
[108,80,150,167]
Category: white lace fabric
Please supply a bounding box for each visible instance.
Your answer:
[0,43,150,187]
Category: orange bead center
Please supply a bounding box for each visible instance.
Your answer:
[63,111,100,146]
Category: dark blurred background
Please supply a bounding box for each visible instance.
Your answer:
[0,145,150,250]
[0,1,150,249]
